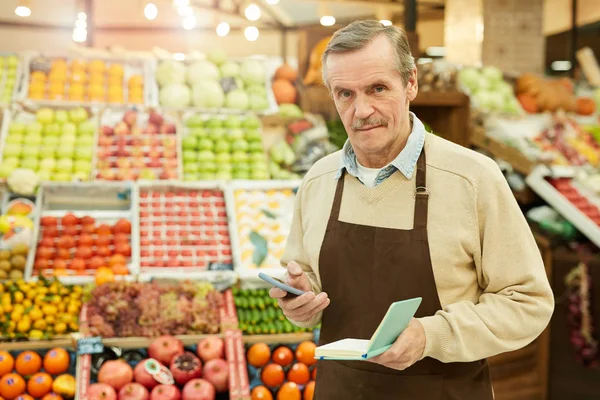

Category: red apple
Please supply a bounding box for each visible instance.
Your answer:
[88,383,117,400]
[115,121,130,136]
[196,337,224,363]
[101,125,115,136]
[99,136,113,146]
[123,110,138,127]
[119,383,149,400]
[182,379,215,400]
[160,123,176,134]
[98,168,116,180]
[149,110,165,127]
[145,124,159,135]
[131,126,143,136]
[162,137,177,149]
[202,359,228,393]
[150,385,181,400]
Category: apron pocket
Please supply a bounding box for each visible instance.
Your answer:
[315,360,444,400]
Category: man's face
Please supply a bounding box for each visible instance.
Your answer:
[326,35,418,161]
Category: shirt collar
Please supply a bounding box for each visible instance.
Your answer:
[335,112,426,180]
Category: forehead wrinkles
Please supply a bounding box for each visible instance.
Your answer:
[330,72,389,93]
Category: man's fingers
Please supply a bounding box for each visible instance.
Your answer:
[292,297,330,321]
[287,261,304,277]
[282,293,329,319]
[269,287,289,299]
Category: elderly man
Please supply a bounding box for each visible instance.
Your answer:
[269,19,554,399]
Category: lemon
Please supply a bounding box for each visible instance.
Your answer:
[35,294,46,306]
[33,319,47,331]
[51,295,61,305]
[13,304,24,313]
[42,304,58,316]
[60,287,70,296]
[26,290,37,300]
[49,285,58,295]
[60,313,73,324]
[58,303,66,313]
[45,315,56,325]
[29,307,43,321]
[10,311,22,323]
[39,287,48,295]
[29,329,44,340]
[73,286,83,293]
[6,321,15,333]
[54,322,67,334]
[3,303,12,313]
[2,292,10,303]
[69,321,79,331]
[22,299,32,309]
[17,318,31,333]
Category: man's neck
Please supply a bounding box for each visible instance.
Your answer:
[355,117,413,169]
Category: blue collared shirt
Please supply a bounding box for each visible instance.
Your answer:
[335,112,426,186]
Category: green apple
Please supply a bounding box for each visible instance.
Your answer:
[3,143,21,158]
[251,170,269,180]
[224,115,242,129]
[69,107,87,123]
[215,153,231,164]
[39,158,56,171]
[54,110,69,125]
[228,129,245,141]
[78,121,96,136]
[2,158,19,168]
[7,56,18,68]
[242,115,261,129]
[186,115,205,128]
[56,146,74,159]
[22,146,40,159]
[139,169,157,180]
[61,122,77,137]
[0,164,16,179]
[52,172,72,182]
[26,122,43,136]
[198,172,216,180]
[25,134,43,147]
[74,160,92,174]
[245,128,262,142]
[197,150,216,163]
[197,139,214,151]
[191,128,208,139]
[182,135,197,150]
[42,135,60,146]
[214,140,230,154]
[209,128,226,141]
[60,133,77,145]
[76,136,95,147]
[248,141,264,153]
[184,173,199,181]
[233,163,250,174]
[199,161,217,173]
[56,158,73,172]
[184,163,199,173]
[36,170,52,181]
[44,123,61,137]
[231,151,248,163]
[20,157,39,171]
[183,151,197,163]
[215,171,232,180]
[205,118,223,128]
[5,134,22,145]
[36,108,54,125]
[231,139,249,152]
[8,122,25,135]
[38,145,56,158]
[0,58,4,69]
[250,152,266,163]
[75,148,94,161]
[232,171,250,180]
[74,171,90,181]
[216,163,233,173]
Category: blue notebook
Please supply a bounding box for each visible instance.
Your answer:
[314,297,422,360]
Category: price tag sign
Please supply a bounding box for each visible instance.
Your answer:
[77,337,104,355]
[209,262,234,271]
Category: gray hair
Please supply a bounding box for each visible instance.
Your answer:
[321,19,416,88]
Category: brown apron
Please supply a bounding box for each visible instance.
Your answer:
[314,149,494,400]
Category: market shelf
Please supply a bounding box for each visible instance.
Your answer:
[470,126,536,176]
[241,332,315,345]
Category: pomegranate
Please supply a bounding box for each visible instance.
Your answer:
[134,359,161,390]
[196,337,224,362]
[182,379,216,400]
[148,336,185,365]
[119,382,150,400]
[150,384,181,400]
[202,359,229,393]
[88,383,117,400]
[98,359,134,391]
[170,352,202,385]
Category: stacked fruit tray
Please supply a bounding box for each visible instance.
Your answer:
[181,112,269,181]
[0,105,97,182]
[226,181,300,282]
[0,347,78,399]
[25,182,139,284]
[137,183,233,273]
[77,334,242,400]
[0,53,21,105]
[20,53,149,105]
[243,340,317,400]
[95,108,180,181]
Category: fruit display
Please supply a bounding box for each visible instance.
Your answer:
[84,280,223,337]
[138,186,232,270]
[181,112,269,181]
[0,348,77,399]
[230,185,296,272]
[96,108,179,181]
[0,277,81,340]
[0,54,20,105]
[24,56,145,104]
[0,244,29,282]
[155,50,273,113]
[457,66,523,115]
[272,64,299,106]
[32,213,133,278]
[268,139,301,180]
[417,59,458,92]
[82,336,231,400]
[0,106,96,182]
[515,73,586,114]
[246,341,316,400]
[232,288,313,335]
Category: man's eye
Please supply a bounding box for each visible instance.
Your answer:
[374,86,385,93]
[339,91,351,98]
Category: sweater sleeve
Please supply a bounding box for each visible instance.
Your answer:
[417,159,555,362]
[280,179,324,329]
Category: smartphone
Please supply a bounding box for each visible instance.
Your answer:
[258,272,305,297]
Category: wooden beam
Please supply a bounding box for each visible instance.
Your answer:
[84,0,94,47]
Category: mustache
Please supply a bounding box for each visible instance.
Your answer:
[352,118,388,130]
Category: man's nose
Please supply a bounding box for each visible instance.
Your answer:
[354,94,375,120]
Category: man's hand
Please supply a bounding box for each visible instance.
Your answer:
[368,319,426,370]
[269,261,330,323]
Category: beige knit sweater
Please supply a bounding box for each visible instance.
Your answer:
[280,132,554,363]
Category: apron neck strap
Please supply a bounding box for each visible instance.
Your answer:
[414,149,429,230]
[331,169,346,221]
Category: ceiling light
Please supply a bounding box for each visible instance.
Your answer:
[172,0,189,7]
[380,20,392,26]
[266,0,280,4]
[177,5,193,16]
[320,16,335,26]
[75,19,87,29]
[72,27,87,43]
[245,26,259,41]
[144,3,158,20]
[245,4,261,21]
[182,15,196,30]
[15,6,31,17]
[216,22,230,37]
[551,60,572,71]
[173,53,185,61]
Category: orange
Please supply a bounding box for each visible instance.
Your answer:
[109,254,127,267]
[260,364,285,388]
[272,347,293,367]
[70,59,87,72]
[70,71,87,85]
[0,373,26,399]
[41,394,64,400]
[277,382,301,400]
[26,373,53,398]
[88,60,105,74]
[95,267,115,286]
[247,343,271,368]
[295,342,316,366]
[251,385,273,400]
[15,395,34,400]
[287,363,310,385]
[0,351,14,377]
[88,73,105,86]
[15,352,42,376]
[128,75,143,87]
[108,64,124,77]
[30,71,46,83]
[43,349,70,375]
[111,264,129,275]
[311,367,316,380]
[303,381,315,400]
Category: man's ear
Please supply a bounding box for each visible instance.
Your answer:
[406,68,418,102]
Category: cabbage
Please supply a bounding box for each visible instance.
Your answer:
[187,60,220,84]
[207,49,228,66]
[159,83,191,108]
[192,81,225,108]
[220,62,241,78]
[225,89,249,110]
[156,60,186,86]
[245,84,267,96]
[481,66,503,83]
[473,91,504,112]
[458,67,480,92]
[495,81,514,99]
[240,59,266,85]
[249,93,269,110]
